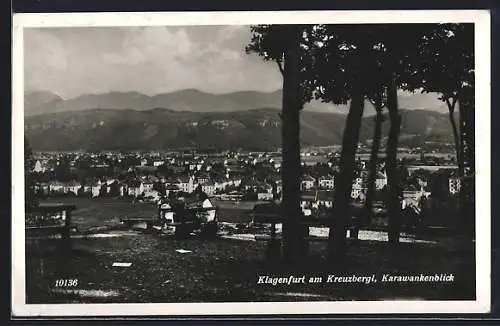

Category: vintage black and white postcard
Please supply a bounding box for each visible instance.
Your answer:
[12,10,491,317]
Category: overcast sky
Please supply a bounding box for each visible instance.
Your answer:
[24,25,446,113]
[24,25,283,99]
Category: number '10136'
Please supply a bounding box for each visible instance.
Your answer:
[55,279,78,287]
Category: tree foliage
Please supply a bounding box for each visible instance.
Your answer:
[246,22,475,259]
[25,137,38,210]
[246,25,315,106]
[403,23,474,178]
[404,23,474,102]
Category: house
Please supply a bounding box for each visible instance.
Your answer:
[33,160,45,173]
[64,180,82,196]
[243,180,258,191]
[196,173,210,185]
[177,175,197,194]
[158,200,175,222]
[300,191,317,210]
[165,184,180,197]
[318,175,335,190]
[257,192,274,201]
[48,181,65,194]
[449,177,461,195]
[375,171,388,190]
[201,182,216,196]
[300,190,334,210]
[81,179,103,197]
[153,160,165,167]
[350,177,365,200]
[144,190,161,202]
[105,179,126,197]
[141,180,155,195]
[34,182,49,195]
[403,186,431,207]
[180,195,217,222]
[417,178,429,191]
[229,177,242,187]
[275,180,282,192]
[301,175,316,190]
[92,183,103,197]
[253,181,273,194]
[126,179,142,197]
[353,177,364,188]
[351,185,365,200]
[315,190,334,208]
[213,179,229,191]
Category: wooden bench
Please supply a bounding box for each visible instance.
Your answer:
[26,203,77,252]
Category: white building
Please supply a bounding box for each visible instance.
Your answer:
[351,178,365,200]
[65,181,82,196]
[301,176,316,190]
[141,181,154,194]
[33,160,45,173]
[202,183,216,196]
[49,181,65,194]
[177,176,197,194]
[449,177,461,195]
[318,175,335,190]
[375,171,388,190]
[257,192,274,201]
[153,160,165,167]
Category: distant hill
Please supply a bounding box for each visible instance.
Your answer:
[24,107,455,151]
[23,89,285,116]
[24,88,447,116]
[24,91,64,116]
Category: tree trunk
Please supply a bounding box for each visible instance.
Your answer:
[386,79,401,245]
[459,91,474,178]
[281,25,306,263]
[458,87,475,237]
[448,106,464,179]
[364,95,384,226]
[327,85,365,263]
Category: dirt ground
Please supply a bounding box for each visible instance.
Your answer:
[25,198,476,303]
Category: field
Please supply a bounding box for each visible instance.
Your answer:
[25,198,476,304]
[37,197,258,231]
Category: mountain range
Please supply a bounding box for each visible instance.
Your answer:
[24,89,287,116]
[24,89,448,116]
[24,107,455,151]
